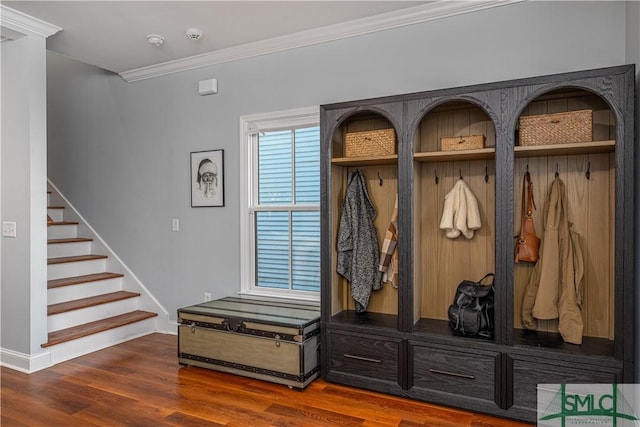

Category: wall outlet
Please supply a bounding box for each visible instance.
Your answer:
[204,292,212,302]
[2,221,16,238]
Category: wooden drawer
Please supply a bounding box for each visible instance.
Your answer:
[507,355,622,422]
[328,331,400,384]
[410,343,500,406]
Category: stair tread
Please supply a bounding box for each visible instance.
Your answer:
[48,221,79,226]
[48,237,93,244]
[48,254,107,265]
[48,290,140,315]
[42,310,157,347]
[48,272,124,289]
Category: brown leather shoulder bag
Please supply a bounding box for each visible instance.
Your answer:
[515,171,540,263]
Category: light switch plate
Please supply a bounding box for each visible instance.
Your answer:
[171,218,179,232]
[2,221,16,237]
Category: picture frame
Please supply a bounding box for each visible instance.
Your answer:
[191,149,224,207]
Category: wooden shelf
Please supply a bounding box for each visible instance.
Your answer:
[410,141,614,162]
[513,329,614,358]
[413,148,495,163]
[331,154,397,166]
[331,310,398,330]
[514,140,615,157]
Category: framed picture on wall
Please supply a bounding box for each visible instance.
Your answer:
[191,149,224,207]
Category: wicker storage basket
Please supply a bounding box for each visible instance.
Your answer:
[440,134,485,151]
[345,128,396,157]
[519,110,593,146]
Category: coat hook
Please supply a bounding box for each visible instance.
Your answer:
[459,169,463,180]
[377,172,383,186]
[485,165,489,183]
[555,163,559,178]
[585,161,591,180]
[434,169,439,185]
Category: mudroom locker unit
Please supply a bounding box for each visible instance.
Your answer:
[319,65,635,422]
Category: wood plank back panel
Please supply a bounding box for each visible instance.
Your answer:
[417,105,496,153]
[418,160,496,321]
[512,153,614,339]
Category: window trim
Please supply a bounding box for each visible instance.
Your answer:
[239,106,320,302]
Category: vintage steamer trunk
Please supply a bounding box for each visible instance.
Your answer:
[178,297,320,389]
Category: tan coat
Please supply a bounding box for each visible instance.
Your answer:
[521,177,585,345]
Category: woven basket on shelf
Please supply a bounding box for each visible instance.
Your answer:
[519,109,593,146]
[345,128,396,157]
[440,134,485,151]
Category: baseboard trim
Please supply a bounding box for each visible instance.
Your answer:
[1,347,52,373]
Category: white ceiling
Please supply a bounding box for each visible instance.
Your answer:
[2,1,518,82]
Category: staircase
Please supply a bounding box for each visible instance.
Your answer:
[43,184,162,365]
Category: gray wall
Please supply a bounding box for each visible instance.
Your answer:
[1,34,49,355]
[47,1,630,322]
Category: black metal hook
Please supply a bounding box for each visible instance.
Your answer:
[585,161,591,180]
[377,172,383,186]
[485,165,489,183]
[434,169,439,185]
[459,169,463,180]
[555,163,559,178]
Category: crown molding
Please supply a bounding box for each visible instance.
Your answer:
[120,0,523,83]
[0,5,61,38]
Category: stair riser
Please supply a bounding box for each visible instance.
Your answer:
[48,259,107,280]
[47,209,64,222]
[48,297,140,332]
[46,319,157,366]
[48,241,92,258]
[47,225,78,240]
[48,278,123,305]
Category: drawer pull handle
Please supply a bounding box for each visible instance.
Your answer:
[429,369,474,380]
[344,354,381,363]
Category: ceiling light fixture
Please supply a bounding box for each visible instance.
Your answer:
[146,34,165,47]
[186,28,203,41]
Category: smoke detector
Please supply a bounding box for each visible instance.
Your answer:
[186,28,203,41]
[147,34,165,47]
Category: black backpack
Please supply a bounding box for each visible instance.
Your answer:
[447,273,495,339]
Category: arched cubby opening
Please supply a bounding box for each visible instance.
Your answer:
[512,87,617,356]
[411,100,497,339]
[328,108,400,328]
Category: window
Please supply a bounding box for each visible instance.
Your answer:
[240,107,320,301]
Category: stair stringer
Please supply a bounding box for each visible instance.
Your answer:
[47,180,170,333]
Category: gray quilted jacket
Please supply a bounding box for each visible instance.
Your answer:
[336,170,383,312]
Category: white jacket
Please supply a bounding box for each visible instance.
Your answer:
[439,179,481,239]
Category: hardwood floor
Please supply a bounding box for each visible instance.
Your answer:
[1,333,532,426]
